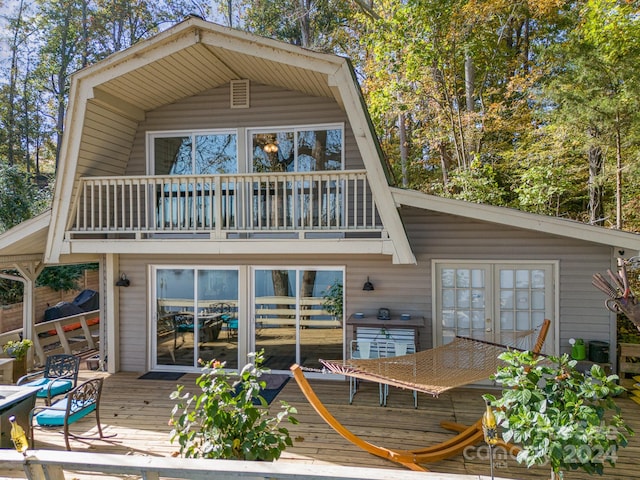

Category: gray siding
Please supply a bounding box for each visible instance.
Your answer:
[115,206,617,372]
[126,82,364,176]
[401,207,616,355]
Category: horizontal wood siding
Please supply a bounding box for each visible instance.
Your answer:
[126,82,363,175]
[78,102,139,177]
[115,206,617,372]
[116,257,149,371]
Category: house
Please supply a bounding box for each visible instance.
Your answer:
[1,17,639,377]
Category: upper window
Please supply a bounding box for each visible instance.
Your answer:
[148,124,343,175]
[151,131,238,175]
[250,125,343,173]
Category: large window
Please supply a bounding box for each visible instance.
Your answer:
[151,131,238,175]
[147,125,345,230]
[249,126,344,229]
[148,124,343,174]
[250,126,343,173]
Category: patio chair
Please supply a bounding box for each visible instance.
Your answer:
[348,339,380,404]
[378,341,418,408]
[214,303,238,341]
[30,377,115,451]
[17,354,80,406]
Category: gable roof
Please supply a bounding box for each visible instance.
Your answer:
[45,17,413,264]
[391,187,640,252]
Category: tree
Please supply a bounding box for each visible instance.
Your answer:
[240,0,355,51]
[0,164,50,232]
[542,0,640,228]
[35,0,87,168]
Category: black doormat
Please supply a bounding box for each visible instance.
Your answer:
[234,374,290,405]
[138,371,184,381]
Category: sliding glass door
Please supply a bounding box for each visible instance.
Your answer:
[153,267,239,370]
[253,268,344,372]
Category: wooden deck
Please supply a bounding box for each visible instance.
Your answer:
[3,367,640,479]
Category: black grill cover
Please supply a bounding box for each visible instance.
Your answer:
[72,289,99,311]
[43,302,85,322]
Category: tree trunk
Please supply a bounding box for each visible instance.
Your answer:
[298,0,311,47]
[7,0,26,167]
[615,111,623,230]
[465,54,474,112]
[399,113,408,187]
[588,143,604,226]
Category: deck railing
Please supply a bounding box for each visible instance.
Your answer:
[71,171,381,238]
[0,449,485,480]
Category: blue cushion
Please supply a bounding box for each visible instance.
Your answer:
[35,398,96,426]
[24,378,73,398]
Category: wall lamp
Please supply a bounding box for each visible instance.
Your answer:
[362,277,374,291]
[116,273,130,287]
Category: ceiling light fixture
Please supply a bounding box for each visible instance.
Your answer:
[263,142,278,153]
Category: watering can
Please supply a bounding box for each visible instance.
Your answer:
[569,338,586,360]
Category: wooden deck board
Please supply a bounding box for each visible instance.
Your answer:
[1,367,639,479]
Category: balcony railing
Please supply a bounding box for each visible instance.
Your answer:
[70,171,382,239]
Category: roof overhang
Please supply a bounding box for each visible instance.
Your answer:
[44,17,412,265]
[391,187,640,252]
[0,211,99,271]
[0,211,50,267]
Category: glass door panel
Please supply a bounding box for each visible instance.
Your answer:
[497,266,551,350]
[196,269,239,369]
[439,267,488,344]
[254,269,297,371]
[252,267,344,372]
[155,268,195,367]
[299,270,343,371]
[154,267,240,370]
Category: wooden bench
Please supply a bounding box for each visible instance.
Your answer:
[33,311,100,366]
[619,343,640,385]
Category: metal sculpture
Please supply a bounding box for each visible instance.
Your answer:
[592,257,640,330]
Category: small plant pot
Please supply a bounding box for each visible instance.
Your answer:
[12,357,27,382]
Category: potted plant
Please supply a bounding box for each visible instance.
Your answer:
[3,339,33,380]
[169,350,298,461]
[484,350,633,480]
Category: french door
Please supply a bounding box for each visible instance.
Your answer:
[434,262,556,353]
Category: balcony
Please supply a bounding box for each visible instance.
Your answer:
[70,171,382,240]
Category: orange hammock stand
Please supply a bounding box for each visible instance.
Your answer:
[290,319,550,471]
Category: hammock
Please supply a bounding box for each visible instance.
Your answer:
[321,336,509,397]
[321,321,550,397]
[290,319,551,471]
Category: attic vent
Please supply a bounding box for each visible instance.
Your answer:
[230,79,250,109]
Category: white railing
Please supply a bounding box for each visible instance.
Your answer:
[0,449,492,480]
[0,311,99,367]
[71,171,381,238]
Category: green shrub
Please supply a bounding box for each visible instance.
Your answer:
[485,350,633,478]
[169,350,298,461]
